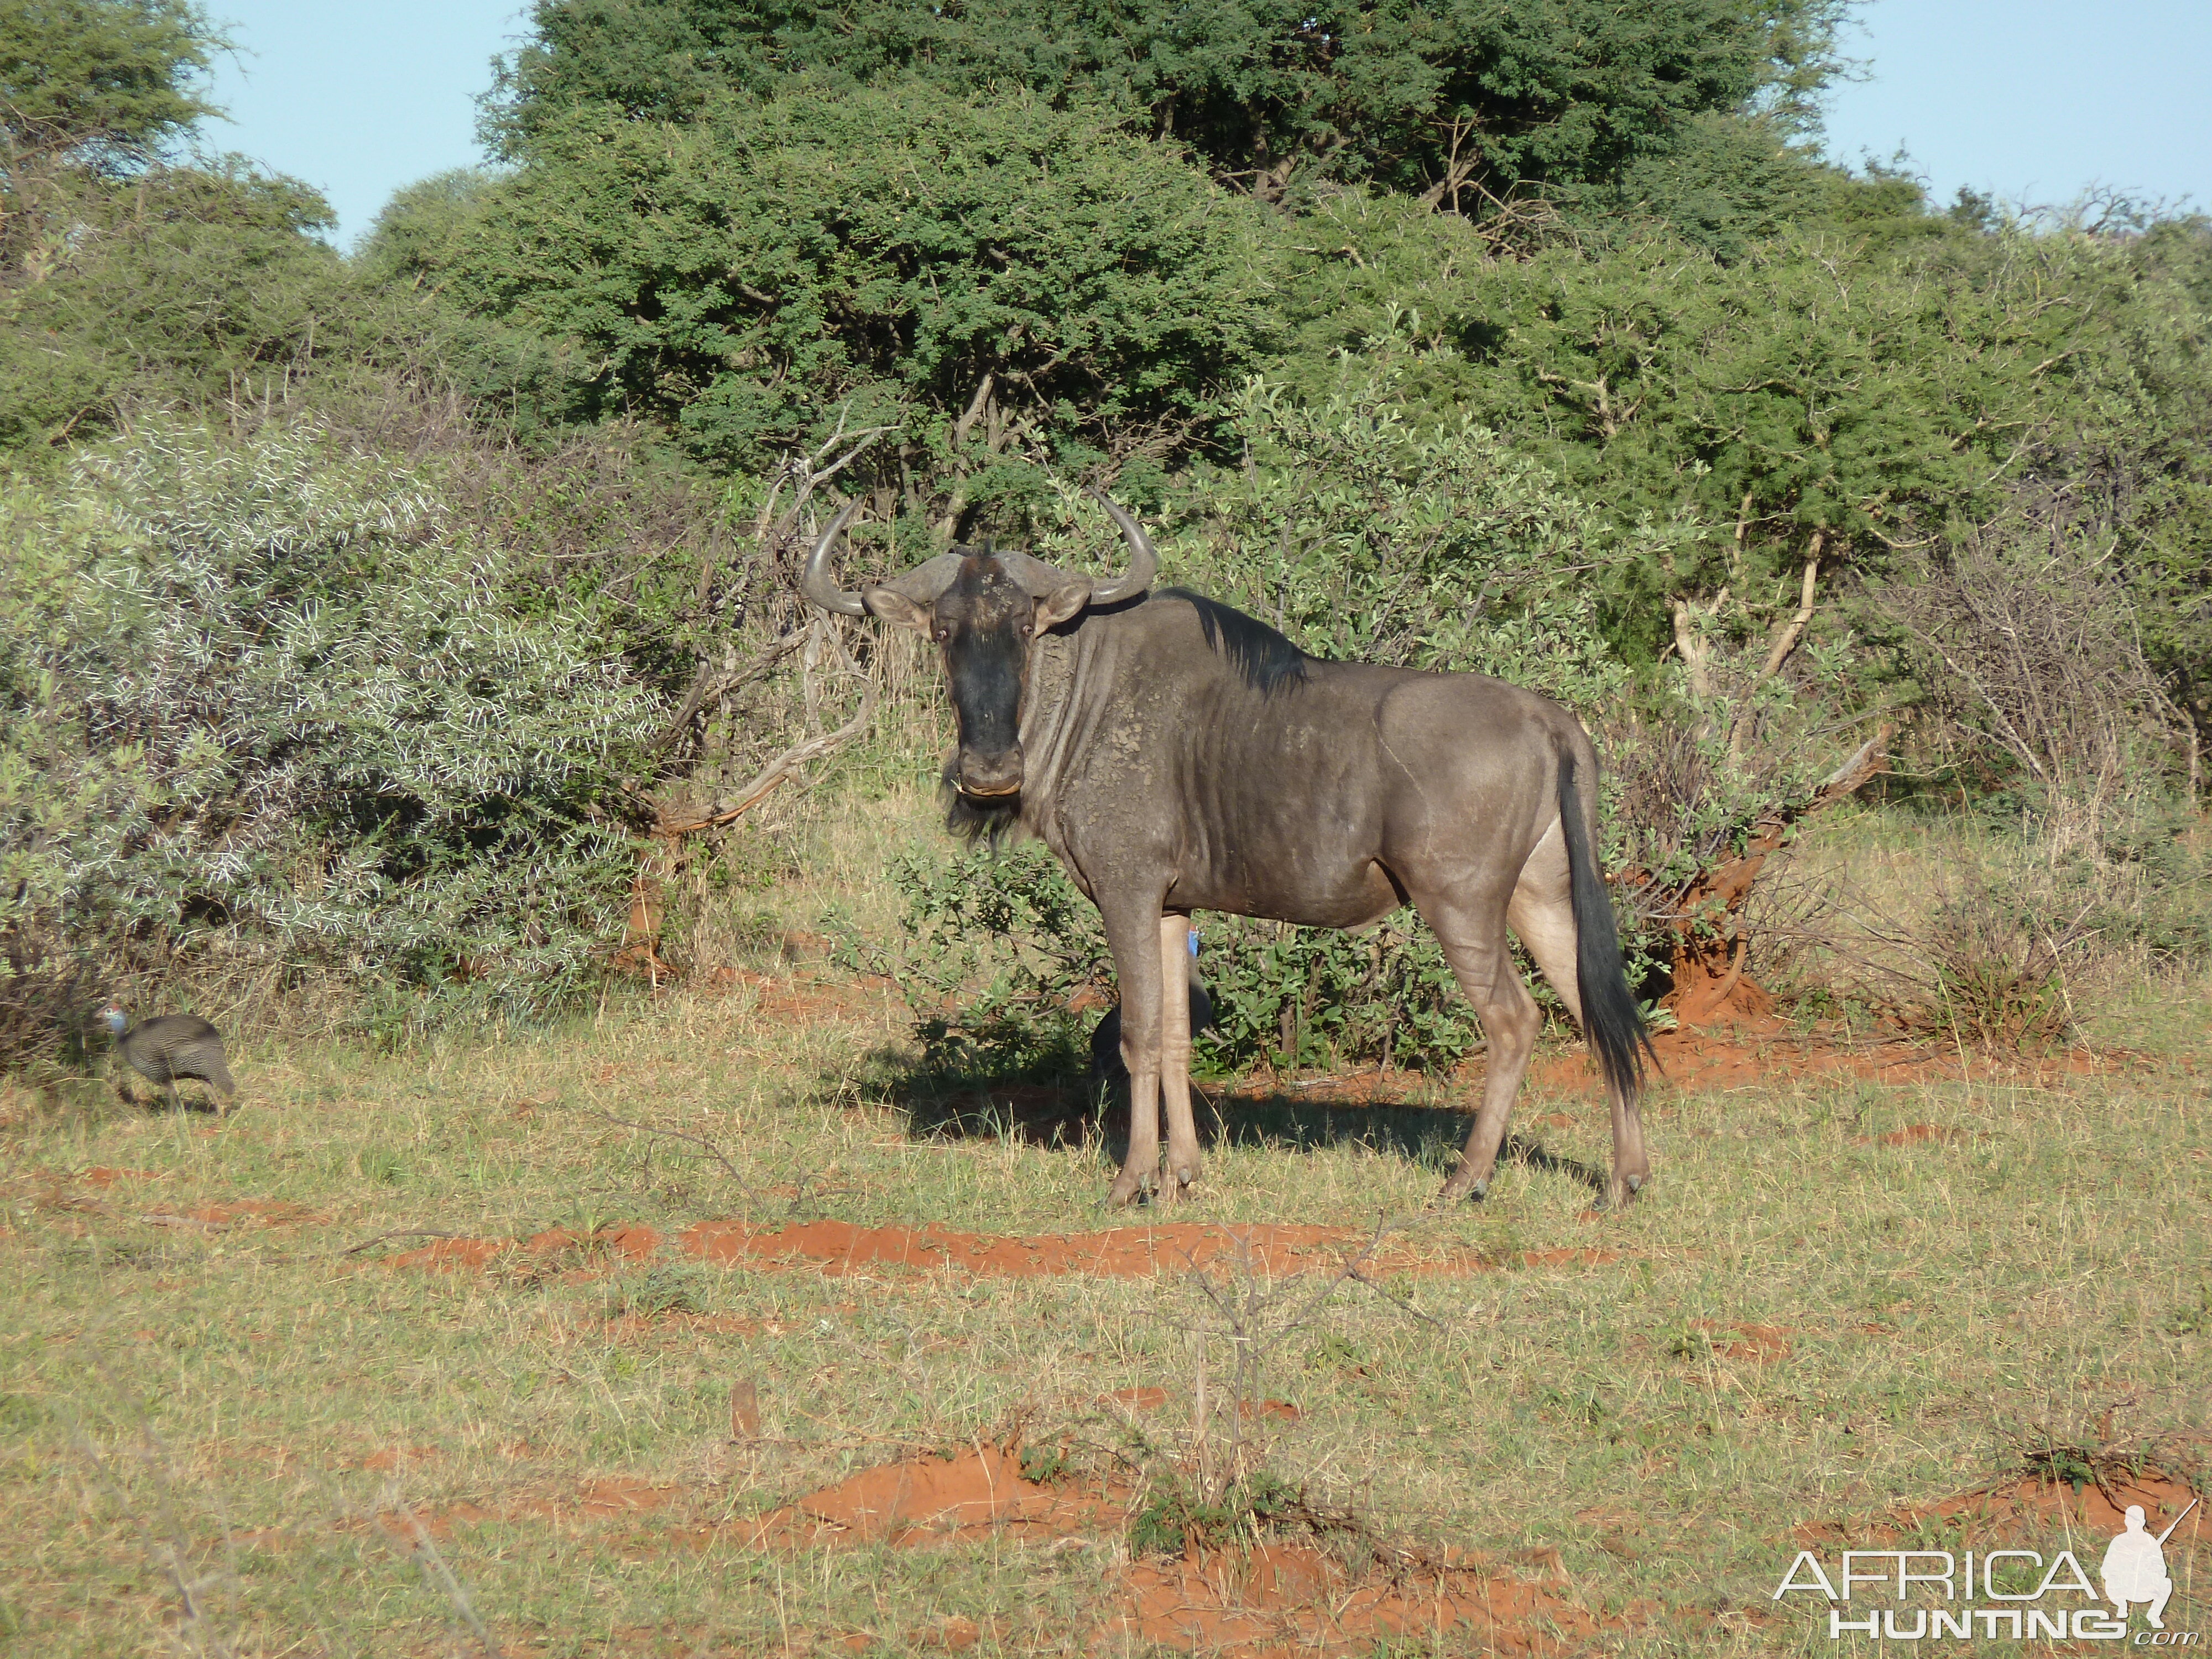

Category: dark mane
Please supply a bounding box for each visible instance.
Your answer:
[1156,588,1309,696]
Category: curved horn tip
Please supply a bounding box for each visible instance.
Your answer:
[1087,487,1159,604]
[800,498,869,618]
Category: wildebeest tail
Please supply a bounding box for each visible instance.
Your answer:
[1557,745,1654,1100]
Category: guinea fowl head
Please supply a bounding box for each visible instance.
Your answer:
[98,1004,129,1035]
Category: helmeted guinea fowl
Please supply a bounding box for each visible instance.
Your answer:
[100,1005,236,1113]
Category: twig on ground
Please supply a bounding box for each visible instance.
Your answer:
[573,1104,761,1208]
[67,1345,240,1659]
[338,1228,466,1256]
[389,1499,502,1659]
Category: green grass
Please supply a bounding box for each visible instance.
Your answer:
[4,797,2209,1656]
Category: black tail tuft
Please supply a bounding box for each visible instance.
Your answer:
[1557,747,1654,1101]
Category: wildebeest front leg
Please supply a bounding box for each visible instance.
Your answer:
[1101,901,1170,1208]
[1157,913,1201,1197]
[1425,905,1542,1205]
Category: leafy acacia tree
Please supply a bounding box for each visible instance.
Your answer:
[491,0,1849,212]
[1,0,348,452]
[0,0,217,166]
[401,88,1279,489]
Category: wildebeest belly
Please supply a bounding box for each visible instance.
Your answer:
[1157,698,1406,926]
[1167,856,1404,929]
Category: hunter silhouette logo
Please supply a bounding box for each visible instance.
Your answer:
[2104,1500,2195,1630]
[1775,1495,2201,1642]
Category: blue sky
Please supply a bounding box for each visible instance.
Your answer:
[204,1,2212,251]
[1819,0,2211,218]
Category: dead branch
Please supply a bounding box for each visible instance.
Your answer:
[388,1499,501,1659]
[573,1103,759,1206]
[651,632,804,755]
[1758,538,1823,681]
[653,676,876,839]
[339,1228,466,1257]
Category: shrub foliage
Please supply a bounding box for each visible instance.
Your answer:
[0,424,662,1058]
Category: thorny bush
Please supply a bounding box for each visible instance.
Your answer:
[0,422,664,1065]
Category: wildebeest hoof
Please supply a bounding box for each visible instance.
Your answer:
[1432,1174,1487,1206]
[1104,1170,1156,1209]
[1625,1171,1648,1195]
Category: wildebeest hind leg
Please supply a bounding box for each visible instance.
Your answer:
[1157,914,1201,1197]
[1101,901,1168,1207]
[1508,839,1652,1208]
[1423,904,1541,1204]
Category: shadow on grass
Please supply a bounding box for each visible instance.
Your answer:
[878,1057,1608,1199]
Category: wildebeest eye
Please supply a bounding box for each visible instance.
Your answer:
[933,627,950,643]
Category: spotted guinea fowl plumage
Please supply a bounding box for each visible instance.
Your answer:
[101,1005,236,1109]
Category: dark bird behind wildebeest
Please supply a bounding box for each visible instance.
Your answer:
[804,493,1653,1208]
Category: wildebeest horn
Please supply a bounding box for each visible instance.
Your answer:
[1087,489,1158,605]
[800,500,869,617]
[870,552,967,606]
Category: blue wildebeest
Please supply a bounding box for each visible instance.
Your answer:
[803,495,1653,1208]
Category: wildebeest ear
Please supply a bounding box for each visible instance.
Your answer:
[863,586,934,633]
[1031,581,1090,635]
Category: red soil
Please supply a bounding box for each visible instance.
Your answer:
[740,1447,1637,1655]
[1797,1464,2206,1550]
[1691,1320,1793,1361]
[1929,1471,2203,1540]
[1107,1386,1172,1411]
[358,1445,439,1472]
[385,1236,512,1272]
[1527,1017,2128,1098]
[734,1443,1122,1550]
[1099,1542,1632,1657]
[678,1218,1619,1281]
[82,1166,164,1187]
[356,1438,1648,1656]
[184,1198,322,1226]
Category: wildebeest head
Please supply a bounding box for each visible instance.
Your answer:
[801,493,1156,800]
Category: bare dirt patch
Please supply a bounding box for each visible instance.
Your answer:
[81,1166,165,1187]
[1692,1321,1793,1361]
[1798,1462,2206,1550]
[736,1444,1123,1550]
[1098,1541,1636,1657]
[736,1447,1637,1654]
[1540,1018,2131,1097]
[182,1198,325,1227]
[678,1218,1619,1281]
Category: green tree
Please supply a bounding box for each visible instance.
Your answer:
[0,0,352,454]
[0,0,218,166]
[398,88,1279,486]
[491,0,1850,215]
[0,161,343,448]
